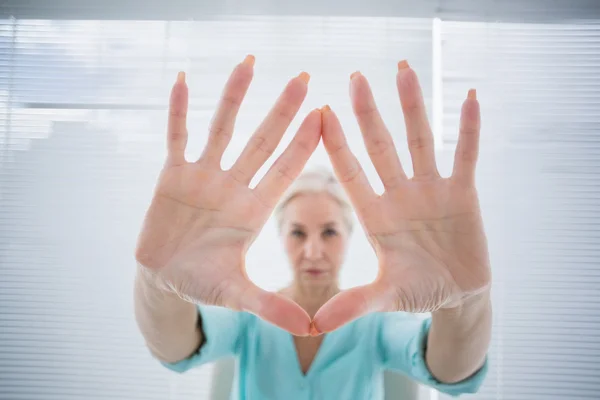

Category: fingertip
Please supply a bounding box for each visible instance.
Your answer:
[171,73,189,101]
[309,321,322,337]
[281,73,309,104]
[242,54,255,68]
[349,73,370,101]
[290,321,311,337]
[293,313,312,337]
[321,105,337,123]
[232,56,255,84]
[396,65,417,90]
[397,59,410,70]
[298,71,311,85]
[318,105,330,130]
[169,73,189,118]
[320,107,343,146]
[311,314,335,335]
[310,107,323,117]
[322,106,342,129]
[467,88,477,100]
[257,292,312,336]
[462,94,481,121]
[349,72,363,93]
[302,108,323,133]
[312,304,336,333]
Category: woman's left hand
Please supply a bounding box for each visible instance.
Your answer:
[312,62,491,334]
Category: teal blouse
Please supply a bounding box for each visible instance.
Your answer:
[160,305,488,399]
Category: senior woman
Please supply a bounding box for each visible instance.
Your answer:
[134,55,492,399]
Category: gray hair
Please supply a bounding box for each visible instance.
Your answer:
[274,167,354,234]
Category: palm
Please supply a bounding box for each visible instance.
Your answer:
[136,61,321,336]
[314,64,491,333]
[364,180,489,313]
[140,165,269,305]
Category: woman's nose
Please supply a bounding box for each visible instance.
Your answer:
[303,236,323,260]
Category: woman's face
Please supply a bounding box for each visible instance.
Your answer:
[281,192,350,287]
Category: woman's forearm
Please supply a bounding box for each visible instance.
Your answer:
[425,291,492,384]
[134,264,202,363]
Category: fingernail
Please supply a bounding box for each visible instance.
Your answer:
[309,321,321,336]
[298,71,311,84]
[177,71,186,83]
[320,104,331,113]
[350,71,361,80]
[468,88,477,100]
[243,54,255,67]
[397,60,409,70]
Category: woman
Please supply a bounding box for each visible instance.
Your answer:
[134,55,492,399]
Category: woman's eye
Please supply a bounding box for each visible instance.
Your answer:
[323,228,337,237]
[291,230,305,238]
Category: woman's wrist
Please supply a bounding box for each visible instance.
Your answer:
[432,290,491,335]
[136,263,185,306]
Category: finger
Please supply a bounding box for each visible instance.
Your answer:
[237,281,311,336]
[452,89,481,186]
[229,72,310,185]
[254,109,321,208]
[166,71,188,166]
[396,60,439,178]
[312,283,390,334]
[350,72,406,188]
[199,55,255,166]
[321,106,377,214]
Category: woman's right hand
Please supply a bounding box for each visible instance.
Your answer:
[135,56,320,336]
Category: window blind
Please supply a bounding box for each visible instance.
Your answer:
[438,20,600,400]
[0,16,434,399]
[2,11,599,400]
[2,0,600,22]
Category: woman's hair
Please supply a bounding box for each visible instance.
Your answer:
[274,166,354,234]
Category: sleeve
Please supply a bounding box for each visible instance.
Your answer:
[377,312,489,396]
[160,304,249,374]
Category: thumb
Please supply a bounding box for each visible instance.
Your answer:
[312,282,394,334]
[230,280,311,337]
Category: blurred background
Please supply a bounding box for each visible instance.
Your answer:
[0,0,599,399]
